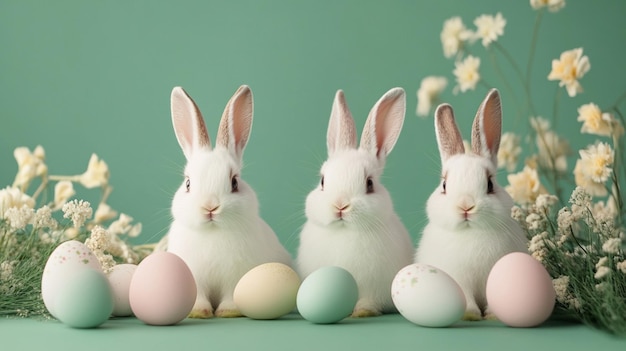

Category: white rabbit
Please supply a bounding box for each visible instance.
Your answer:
[297,88,414,317]
[415,89,528,321]
[166,85,292,318]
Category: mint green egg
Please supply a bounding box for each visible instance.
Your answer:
[54,268,114,328]
[297,266,358,324]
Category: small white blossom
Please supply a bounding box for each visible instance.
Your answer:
[547,48,590,97]
[617,260,626,274]
[33,205,58,229]
[602,238,621,254]
[84,226,115,274]
[536,131,570,172]
[80,154,109,189]
[416,76,447,117]
[573,143,614,197]
[511,206,526,224]
[108,213,134,236]
[4,205,35,230]
[453,55,481,93]
[62,199,93,229]
[577,103,624,137]
[506,165,547,205]
[530,116,551,134]
[440,17,472,58]
[473,13,506,47]
[526,213,545,231]
[0,261,16,281]
[530,0,566,12]
[13,145,47,189]
[594,266,611,280]
[0,186,35,219]
[535,194,559,211]
[498,132,522,172]
[53,181,75,209]
[94,203,118,224]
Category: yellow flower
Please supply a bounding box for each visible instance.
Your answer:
[573,142,614,196]
[416,76,447,117]
[530,0,566,12]
[473,13,506,47]
[577,103,624,137]
[497,132,521,171]
[440,17,472,58]
[453,55,480,93]
[80,154,110,188]
[547,48,590,97]
[505,165,548,205]
[12,145,47,189]
[53,181,75,209]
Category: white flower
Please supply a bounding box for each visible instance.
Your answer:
[440,17,472,58]
[547,48,590,97]
[108,213,141,237]
[53,181,75,209]
[473,13,506,47]
[617,260,626,274]
[526,213,545,231]
[552,276,569,303]
[453,55,480,93]
[62,199,93,229]
[573,142,614,197]
[416,76,447,117]
[535,194,559,211]
[85,226,116,274]
[94,203,118,224]
[594,266,611,280]
[602,238,621,254]
[530,0,566,12]
[33,205,58,229]
[497,132,521,171]
[80,154,109,188]
[4,205,35,230]
[506,165,547,205]
[530,116,551,134]
[12,145,47,189]
[577,103,624,137]
[0,186,35,219]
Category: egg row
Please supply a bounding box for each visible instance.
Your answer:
[41,240,555,328]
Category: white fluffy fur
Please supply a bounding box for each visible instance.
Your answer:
[297,88,413,317]
[166,86,291,318]
[415,89,527,320]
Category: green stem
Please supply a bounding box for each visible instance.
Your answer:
[494,41,536,117]
[608,91,626,111]
[552,85,562,130]
[488,47,521,113]
[526,10,544,92]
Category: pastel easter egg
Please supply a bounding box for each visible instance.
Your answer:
[54,268,114,328]
[391,263,466,327]
[486,252,555,327]
[296,266,358,324]
[129,252,196,325]
[234,262,301,319]
[107,263,138,317]
[41,240,103,318]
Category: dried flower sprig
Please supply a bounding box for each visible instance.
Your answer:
[0,146,153,318]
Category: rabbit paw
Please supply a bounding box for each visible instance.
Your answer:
[215,301,243,318]
[188,308,213,319]
[462,311,483,321]
[351,299,382,318]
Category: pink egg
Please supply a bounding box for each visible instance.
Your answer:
[486,252,555,327]
[129,252,196,325]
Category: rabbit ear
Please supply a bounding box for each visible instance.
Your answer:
[216,85,253,161]
[471,88,502,166]
[327,90,357,156]
[434,103,465,164]
[360,88,406,160]
[171,87,211,160]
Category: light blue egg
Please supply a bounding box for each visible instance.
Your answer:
[296,266,358,324]
[54,268,114,328]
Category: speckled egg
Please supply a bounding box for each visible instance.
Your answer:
[296,266,358,324]
[107,263,137,317]
[391,263,466,327]
[486,252,556,327]
[54,268,114,328]
[41,240,104,318]
[233,262,301,319]
[129,252,196,325]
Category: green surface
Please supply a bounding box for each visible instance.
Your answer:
[4,314,626,351]
[2,0,626,348]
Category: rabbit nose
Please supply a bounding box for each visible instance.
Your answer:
[335,203,350,218]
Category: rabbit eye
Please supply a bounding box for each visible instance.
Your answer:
[185,178,190,192]
[487,177,494,194]
[320,176,325,191]
[442,180,446,194]
[231,175,239,193]
[366,177,374,194]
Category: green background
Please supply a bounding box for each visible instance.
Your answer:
[2,0,626,349]
[1,0,625,252]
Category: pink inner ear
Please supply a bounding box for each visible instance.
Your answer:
[482,94,501,156]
